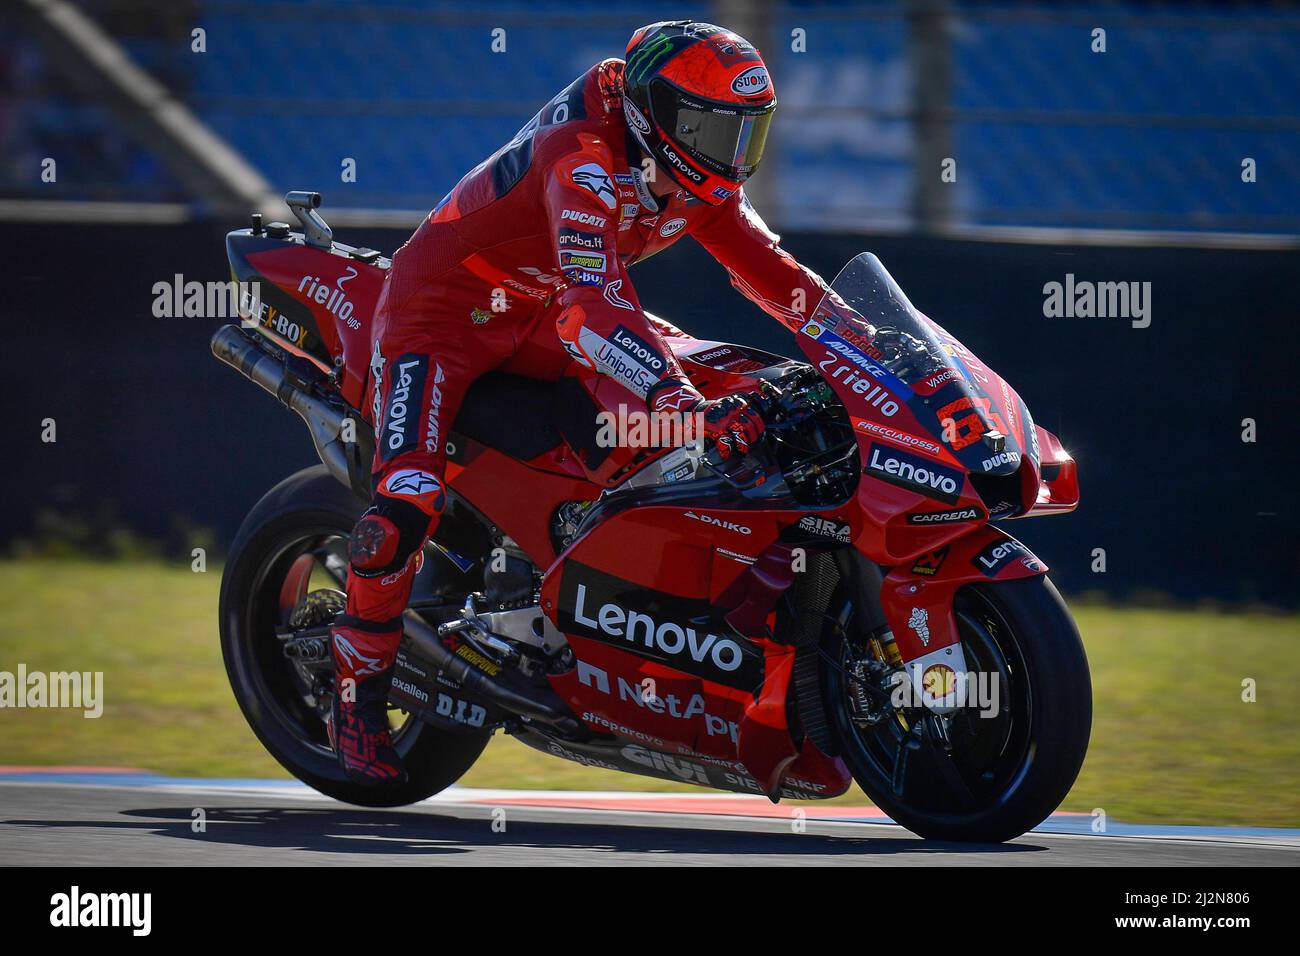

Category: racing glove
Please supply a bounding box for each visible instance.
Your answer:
[649,379,765,460]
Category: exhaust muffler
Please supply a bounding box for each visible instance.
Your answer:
[210,324,367,496]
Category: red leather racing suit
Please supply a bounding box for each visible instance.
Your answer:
[331,59,830,746]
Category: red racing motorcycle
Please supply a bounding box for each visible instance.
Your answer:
[215,192,1089,842]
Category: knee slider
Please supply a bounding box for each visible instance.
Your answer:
[351,494,435,577]
[348,514,402,573]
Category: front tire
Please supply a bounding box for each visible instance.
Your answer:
[823,574,1091,842]
[218,465,490,808]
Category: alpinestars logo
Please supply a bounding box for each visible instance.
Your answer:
[383,469,443,510]
[653,385,697,412]
[572,163,617,210]
[385,470,438,495]
[333,633,384,677]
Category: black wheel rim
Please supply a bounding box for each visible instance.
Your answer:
[832,585,1035,821]
[239,526,417,760]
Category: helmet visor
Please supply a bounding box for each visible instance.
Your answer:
[649,80,774,180]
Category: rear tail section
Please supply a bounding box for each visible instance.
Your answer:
[226,191,389,411]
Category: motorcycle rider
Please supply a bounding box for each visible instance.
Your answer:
[329,20,835,784]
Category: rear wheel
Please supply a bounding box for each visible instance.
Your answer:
[822,574,1091,842]
[218,465,490,807]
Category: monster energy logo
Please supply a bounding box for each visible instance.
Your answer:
[626,34,676,84]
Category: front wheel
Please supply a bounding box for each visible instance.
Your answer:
[822,574,1091,842]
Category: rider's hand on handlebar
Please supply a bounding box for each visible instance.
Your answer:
[649,380,766,461]
[700,393,765,460]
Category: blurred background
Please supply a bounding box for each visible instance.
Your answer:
[1,0,1297,823]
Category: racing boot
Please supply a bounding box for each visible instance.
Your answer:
[326,467,444,785]
[327,623,407,785]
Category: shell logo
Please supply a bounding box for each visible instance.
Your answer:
[923,664,957,698]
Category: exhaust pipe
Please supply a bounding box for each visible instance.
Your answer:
[210,324,360,493]
[401,611,581,733]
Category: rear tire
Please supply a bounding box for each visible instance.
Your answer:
[822,574,1091,842]
[219,465,490,808]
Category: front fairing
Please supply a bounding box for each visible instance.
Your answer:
[795,254,1045,562]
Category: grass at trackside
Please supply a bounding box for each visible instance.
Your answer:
[0,560,1297,827]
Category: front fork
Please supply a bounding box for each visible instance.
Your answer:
[853,527,1048,716]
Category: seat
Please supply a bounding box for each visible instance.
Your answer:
[450,372,564,461]
[451,373,611,469]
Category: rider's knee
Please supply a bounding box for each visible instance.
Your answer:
[348,463,446,576]
[347,513,405,574]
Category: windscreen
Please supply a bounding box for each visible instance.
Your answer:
[807,253,1028,477]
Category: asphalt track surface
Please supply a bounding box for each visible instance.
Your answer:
[2,774,1298,865]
